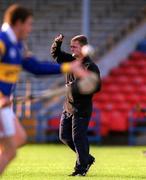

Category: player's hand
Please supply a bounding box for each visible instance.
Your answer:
[24,50,33,57]
[70,60,99,94]
[78,72,99,94]
[54,34,64,42]
[0,95,12,108]
[70,60,89,78]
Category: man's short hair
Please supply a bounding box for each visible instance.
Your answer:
[4,4,33,25]
[71,35,88,46]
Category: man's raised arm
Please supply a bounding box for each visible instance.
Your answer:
[50,34,75,64]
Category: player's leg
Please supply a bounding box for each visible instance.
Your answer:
[0,137,16,174]
[12,117,27,148]
[0,106,17,174]
[59,111,75,151]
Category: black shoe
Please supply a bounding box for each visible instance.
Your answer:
[85,156,95,173]
[70,156,95,176]
[69,170,86,176]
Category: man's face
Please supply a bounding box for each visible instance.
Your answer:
[70,40,82,58]
[17,16,33,40]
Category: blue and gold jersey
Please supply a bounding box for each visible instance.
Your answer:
[0,23,61,96]
[0,25,23,96]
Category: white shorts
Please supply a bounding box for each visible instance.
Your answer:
[0,107,15,138]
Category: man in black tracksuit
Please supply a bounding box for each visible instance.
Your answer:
[51,34,101,176]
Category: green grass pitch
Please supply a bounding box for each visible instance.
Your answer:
[1,145,146,180]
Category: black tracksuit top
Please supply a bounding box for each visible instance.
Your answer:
[51,40,101,117]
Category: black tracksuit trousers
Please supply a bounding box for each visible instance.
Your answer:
[59,111,91,171]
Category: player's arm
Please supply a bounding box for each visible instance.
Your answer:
[22,45,97,90]
[0,40,6,57]
[50,34,75,64]
[0,40,13,107]
[22,51,102,95]
[0,41,13,107]
[22,56,74,75]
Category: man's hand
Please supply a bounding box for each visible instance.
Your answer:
[51,34,64,59]
[54,34,64,43]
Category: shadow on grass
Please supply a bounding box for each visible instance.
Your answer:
[88,173,146,179]
[3,171,146,179]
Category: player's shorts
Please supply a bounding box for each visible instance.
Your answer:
[0,96,15,138]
